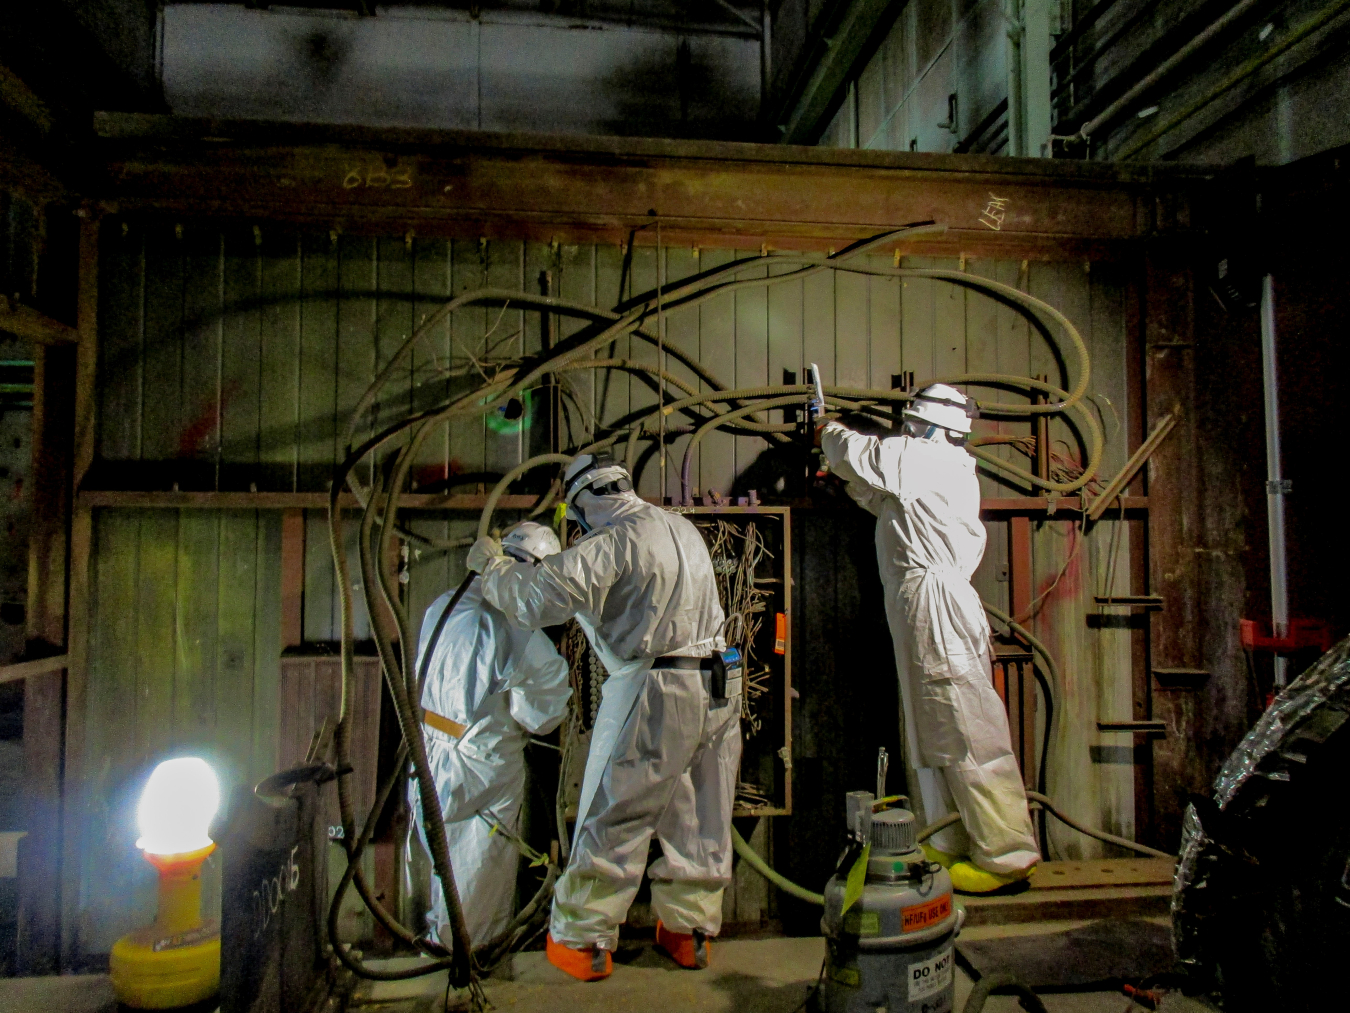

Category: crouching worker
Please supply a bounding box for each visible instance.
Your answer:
[467,454,738,981]
[408,521,572,951]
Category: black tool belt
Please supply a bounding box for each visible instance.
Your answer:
[653,651,743,702]
[652,655,706,670]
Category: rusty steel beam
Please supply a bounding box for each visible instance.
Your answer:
[1143,249,1203,851]
[75,489,1148,514]
[89,114,1207,255]
[280,509,305,649]
[75,490,544,510]
[0,296,78,345]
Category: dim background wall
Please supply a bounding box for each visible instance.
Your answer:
[817,0,1009,154]
[811,0,1350,164]
[159,3,763,141]
[73,509,280,958]
[74,217,1138,954]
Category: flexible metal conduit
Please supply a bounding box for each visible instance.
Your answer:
[326,226,1116,987]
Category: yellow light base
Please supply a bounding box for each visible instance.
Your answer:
[110,843,220,1009]
[109,925,221,1009]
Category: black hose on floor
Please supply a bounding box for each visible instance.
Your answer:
[962,972,1048,1013]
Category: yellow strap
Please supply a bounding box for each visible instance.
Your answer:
[422,709,467,739]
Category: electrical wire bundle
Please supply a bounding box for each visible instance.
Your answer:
[702,519,774,739]
[322,221,1113,998]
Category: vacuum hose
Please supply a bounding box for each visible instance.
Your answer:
[731,788,1171,910]
[730,826,825,905]
[324,224,1121,990]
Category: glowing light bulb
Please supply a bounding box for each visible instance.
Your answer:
[135,757,220,856]
[114,757,223,1006]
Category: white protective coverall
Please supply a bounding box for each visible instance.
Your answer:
[477,490,737,950]
[821,420,1039,875]
[408,581,571,948]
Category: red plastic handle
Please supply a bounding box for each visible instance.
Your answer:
[1239,617,1333,654]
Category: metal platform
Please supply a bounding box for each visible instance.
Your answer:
[959,858,1175,927]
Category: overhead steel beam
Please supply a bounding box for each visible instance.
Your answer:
[0,296,78,345]
[88,113,1208,255]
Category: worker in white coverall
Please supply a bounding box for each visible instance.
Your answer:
[467,453,736,981]
[818,383,1040,893]
[409,521,572,950]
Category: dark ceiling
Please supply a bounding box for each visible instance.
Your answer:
[173,0,767,37]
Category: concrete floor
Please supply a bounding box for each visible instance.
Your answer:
[355,922,1214,1013]
[0,923,1215,1013]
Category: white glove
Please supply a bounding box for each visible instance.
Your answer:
[807,362,827,419]
[466,536,504,573]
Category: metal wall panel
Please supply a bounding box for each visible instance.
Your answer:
[81,223,1138,954]
[77,508,281,958]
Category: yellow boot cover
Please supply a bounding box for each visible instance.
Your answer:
[948,859,1035,894]
[922,844,959,868]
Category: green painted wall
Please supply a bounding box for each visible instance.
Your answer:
[77,219,1138,955]
[76,509,280,957]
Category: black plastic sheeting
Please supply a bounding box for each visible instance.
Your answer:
[957,918,1173,991]
[1172,634,1350,1001]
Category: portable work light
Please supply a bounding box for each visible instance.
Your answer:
[110,757,223,1009]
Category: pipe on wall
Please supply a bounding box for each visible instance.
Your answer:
[1078,0,1264,140]
[1260,274,1290,687]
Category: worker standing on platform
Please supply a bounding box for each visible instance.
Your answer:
[817,382,1040,893]
[410,521,571,951]
[467,453,737,981]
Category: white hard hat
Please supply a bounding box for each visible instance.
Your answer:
[563,453,632,506]
[903,383,978,435]
[502,521,561,563]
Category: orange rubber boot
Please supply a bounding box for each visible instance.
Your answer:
[655,921,710,970]
[546,934,612,981]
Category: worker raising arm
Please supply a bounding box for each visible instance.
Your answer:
[817,383,1040,893]
[467,454,738,981]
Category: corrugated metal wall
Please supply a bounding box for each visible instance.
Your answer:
[817,0,1010,154]
[78,220,1137,953]
[77,508,280,955]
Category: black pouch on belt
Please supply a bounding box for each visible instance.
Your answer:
[708,647,743,702]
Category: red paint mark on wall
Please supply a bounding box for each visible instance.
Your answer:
[1034,524,1083,606]
[177,381,240,457]
[414,463,449,489]
[1016,522,1084,630]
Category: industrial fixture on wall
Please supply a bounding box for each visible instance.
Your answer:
[937,92,959,136]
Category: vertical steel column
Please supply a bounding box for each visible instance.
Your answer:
[1260,274,1290,687]
[281,509,306,649]
[760,0,771,121]
[1008,515,1037,787]
[1005,0,1025,155]
[1022,0,1053,157]
[1006,0,1052,157]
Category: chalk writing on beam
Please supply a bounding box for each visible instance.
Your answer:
[978,193,1010,231]
[342,164,414,190]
